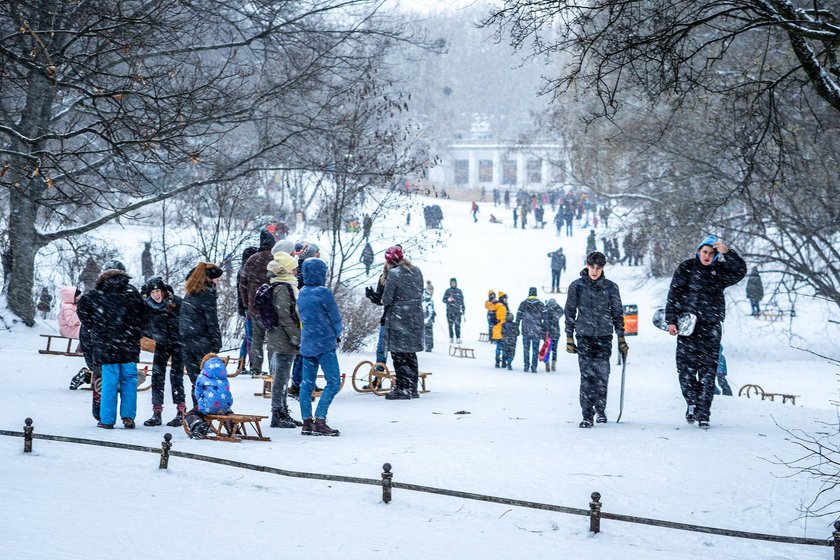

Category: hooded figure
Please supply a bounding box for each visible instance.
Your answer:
[195,355,233,414]
[665,235,746,428]
[238,229,277,376]
[77,268,147,429]
[58,286,82,339]
[442,277,465,343]
[297,258,343,436]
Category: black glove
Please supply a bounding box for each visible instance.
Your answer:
[566,335,577,354]
[336,338,341,344]
[365,286,375,299]
[618,337,629,358]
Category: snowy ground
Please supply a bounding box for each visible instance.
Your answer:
[1,194,838,559]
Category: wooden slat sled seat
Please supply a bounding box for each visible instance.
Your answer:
[448,345,476,359]
[39,334,83,357]
[182,413,270,443]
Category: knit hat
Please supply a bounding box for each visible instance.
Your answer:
[206,265,224,279]
[528,287,537,297]
[259,229,276,251]
[385,245,403,265]
[267,252,298,276]
[102,259,125,272]
[300,242,320,260]
[488,289,495,297]
[146,276,166,292]
[241,246,258,263]
[498,291,507,299]
[272,239,295,255]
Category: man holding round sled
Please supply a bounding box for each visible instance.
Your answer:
[665,235,746,430]
[565,251,628,428]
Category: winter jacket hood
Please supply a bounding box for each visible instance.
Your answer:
[665,248,747,326]
[96,269,131,290]
[302,258,327,286]
[695,234,720,262]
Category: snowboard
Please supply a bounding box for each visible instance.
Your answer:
[652,308,697,336]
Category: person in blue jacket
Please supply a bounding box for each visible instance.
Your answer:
[184,353,233,439]
[297,258,343,436]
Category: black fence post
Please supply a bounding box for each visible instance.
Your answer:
[381,463,393,504]
[23,418,33,453]
[833,520,840,560]
[589,492,602,534]
[159,433,172,469]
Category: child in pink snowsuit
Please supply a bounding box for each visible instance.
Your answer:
[58,286,82,339]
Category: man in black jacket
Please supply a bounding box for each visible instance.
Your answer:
[442,278,465,344]
[546,247,566,292]
[77,263,147,429]
[515,288,545,372]
[665,235,746,429]
[565,252,628,428]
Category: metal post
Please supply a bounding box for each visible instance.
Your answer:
[833,520,840,560]
[589,492,602,534]
[23,418,33,453]
[381,463,393,504]
[159,433,172,469]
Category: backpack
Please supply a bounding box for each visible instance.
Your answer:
[254,282,299,332]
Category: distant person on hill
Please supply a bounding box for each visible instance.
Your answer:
[36,286,52,319]
[586,229,597,255]
[746,269,764,317]
[665,235,746,429]
[512,206,518,228]
[565,251,628,428]
[546,247,567,293]
[471,201,480,223]
[361,242,374,276]
[442,277,465,344]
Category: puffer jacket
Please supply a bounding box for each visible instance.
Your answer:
[195,357,233,414]
[382,261,425,353]
[564,269,624,338]
[144,293,182,346]
[665,250,747,326]
[76,271,146,365]
[179,286,222,356]
[265,279,301,355]
[543,299,564,340]
[58,286,81,339]
[298,259,343,357]
[516,297,545,339]
[491,299,508,341]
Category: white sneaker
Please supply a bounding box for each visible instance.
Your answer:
[449,337,454,344]
[455,338,462,344]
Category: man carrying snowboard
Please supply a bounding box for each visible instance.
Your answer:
[665,235,746,429]
[565,251,628,428]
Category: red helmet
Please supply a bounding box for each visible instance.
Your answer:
[385,245,403,264]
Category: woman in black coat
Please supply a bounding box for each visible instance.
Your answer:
[142,276,185,427]
[179,263,224,410]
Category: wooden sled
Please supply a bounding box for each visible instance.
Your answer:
[541,286,567,295]
[449,345,476,359]
[738,383,799,405]
[478,332,490,342]
[258,373,347,399]
[351,360,431,395]
[182,413,270,443]
[39,334,83,357]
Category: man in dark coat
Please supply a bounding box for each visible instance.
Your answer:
[565,252,628,428]
[546,247,567,292]
[77,263,147,429]
[543,298,564,372]
[141,242,154,281]
[363,214,373,240]
[361,242,374,276]
[442,278,465,344]
[515,288,546,372]
[238,229,276,376]
[665,235,746,429]
[746,269,764,317]
[381,246,424,399]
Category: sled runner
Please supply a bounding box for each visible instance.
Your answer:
[352,360,431,395]
[449,345,476,359]
[39,334,83,357]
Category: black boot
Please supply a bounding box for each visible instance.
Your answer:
[143,411,162,427]
[166,412,184,427]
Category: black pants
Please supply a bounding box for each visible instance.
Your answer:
[182,346,209,408]
[391,352,418,392]
[151,343,186,406]
[447,317,461,340]
[424,323,434,351]
[676,322,722,422]
[577,336,612,420]
[522,336,539,370]
[551,269,562,292]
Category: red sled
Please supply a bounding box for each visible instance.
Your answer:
[538,338,552,362]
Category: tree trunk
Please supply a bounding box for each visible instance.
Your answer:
[6,186,42,326]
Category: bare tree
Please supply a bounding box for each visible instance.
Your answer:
[0,0,415,325]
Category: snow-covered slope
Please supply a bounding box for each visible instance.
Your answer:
[1,194,837,560]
